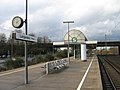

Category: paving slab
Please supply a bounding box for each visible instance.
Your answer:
[0,56,103,90]
[81,57,103,90]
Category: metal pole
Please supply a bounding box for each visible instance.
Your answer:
[63,21,74,63]
[11,38,13,60]
[74,44,75,59]
[25,0,28,84]
[68,23,70,62]
[105,34,107,55]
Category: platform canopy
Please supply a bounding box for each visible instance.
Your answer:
[64,29,87,44]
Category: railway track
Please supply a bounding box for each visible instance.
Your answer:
[98,55,120,90]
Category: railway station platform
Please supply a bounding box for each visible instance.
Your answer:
[13,56,102,90]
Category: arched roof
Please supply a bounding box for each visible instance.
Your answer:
[64,29,87,44]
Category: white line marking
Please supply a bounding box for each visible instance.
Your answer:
[0,68,24,77]
[77,56,94,90]
[0,63,45,77]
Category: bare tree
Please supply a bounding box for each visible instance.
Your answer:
[0,33,6,43]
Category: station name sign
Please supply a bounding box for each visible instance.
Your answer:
[12,32,37,42]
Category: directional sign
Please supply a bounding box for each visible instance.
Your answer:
[12,32,37,42]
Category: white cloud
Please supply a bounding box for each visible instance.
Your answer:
[0,0,120,41]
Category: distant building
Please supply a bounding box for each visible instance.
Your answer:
[37,36,51,43]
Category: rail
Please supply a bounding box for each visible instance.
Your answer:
[98,55,120,90]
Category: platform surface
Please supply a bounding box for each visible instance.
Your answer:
[0,56,102,90]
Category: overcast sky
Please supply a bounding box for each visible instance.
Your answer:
[0,0,120,41]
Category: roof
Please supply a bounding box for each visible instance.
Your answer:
[64,29,87,44]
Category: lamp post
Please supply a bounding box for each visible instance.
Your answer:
[63,21,74,63]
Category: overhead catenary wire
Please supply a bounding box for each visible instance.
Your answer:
[105,12,120,40]
[107,12,120,33]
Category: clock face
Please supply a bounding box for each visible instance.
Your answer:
[12,16,24,28]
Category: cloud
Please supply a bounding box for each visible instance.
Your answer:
[0,0,120,41]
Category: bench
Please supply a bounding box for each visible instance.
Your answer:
[45,59,69,74]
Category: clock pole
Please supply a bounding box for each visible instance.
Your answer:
[25,0,28,84]
[12,0,29,84]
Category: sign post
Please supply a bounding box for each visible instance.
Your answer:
[12,0,31,84]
